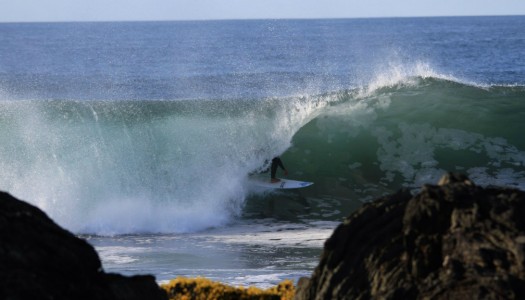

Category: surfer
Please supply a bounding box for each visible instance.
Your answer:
[271,157,288,183]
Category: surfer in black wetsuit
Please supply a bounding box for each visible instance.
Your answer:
[271,157,288,183]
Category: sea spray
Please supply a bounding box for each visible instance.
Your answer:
[0,96,326,234]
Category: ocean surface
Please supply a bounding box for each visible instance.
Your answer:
[1,16,524,287]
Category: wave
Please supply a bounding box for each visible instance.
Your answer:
[0,96,325,234]
[286,78,525,201]
[1,76,524,235]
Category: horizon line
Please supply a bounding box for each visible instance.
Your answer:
[1,13,524,24]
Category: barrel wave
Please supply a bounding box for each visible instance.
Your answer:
[1,76,524,235]
[287,78,525,204]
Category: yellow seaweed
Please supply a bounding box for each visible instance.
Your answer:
[161,277,295,300]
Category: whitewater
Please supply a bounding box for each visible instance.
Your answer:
[0,16,524,286]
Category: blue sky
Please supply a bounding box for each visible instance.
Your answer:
[1,0,525,22]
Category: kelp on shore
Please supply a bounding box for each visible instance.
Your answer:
[161,277,295,300]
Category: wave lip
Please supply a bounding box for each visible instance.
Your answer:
[357,60,483,99]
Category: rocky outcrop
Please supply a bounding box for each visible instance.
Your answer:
[0,191,167,300]
[295,173,525,299]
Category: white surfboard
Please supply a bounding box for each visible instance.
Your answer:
[249,176,313,189]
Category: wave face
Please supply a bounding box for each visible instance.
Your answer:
[287,78,525,204]
[1,76,524,234]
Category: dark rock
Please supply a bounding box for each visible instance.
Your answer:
[0,191,167,300]
[295,172,525,300]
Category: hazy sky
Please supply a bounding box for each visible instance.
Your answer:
[1,0,525,22]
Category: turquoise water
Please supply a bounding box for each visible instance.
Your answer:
[0,16,524,287]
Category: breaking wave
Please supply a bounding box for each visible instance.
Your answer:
[1,72,524,234]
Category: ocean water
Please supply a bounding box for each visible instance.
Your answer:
[1,16,524,287]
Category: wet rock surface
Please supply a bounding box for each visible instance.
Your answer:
[0,191,167,300]
[296,173,525,300]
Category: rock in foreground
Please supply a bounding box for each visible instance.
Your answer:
[0,191,167,300]
[295,173,525,299]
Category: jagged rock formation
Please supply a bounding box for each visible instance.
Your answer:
[295,173,525,299]
[0,191,167,300]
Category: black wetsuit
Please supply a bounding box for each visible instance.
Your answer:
[271,157,286,179]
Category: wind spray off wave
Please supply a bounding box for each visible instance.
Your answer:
[0,97,326,235]
[2,64,525,235]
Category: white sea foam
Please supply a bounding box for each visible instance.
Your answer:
[373,122,525,189]
[0,96,328,235]
[95,246,141,264]
[202,221,337,248]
